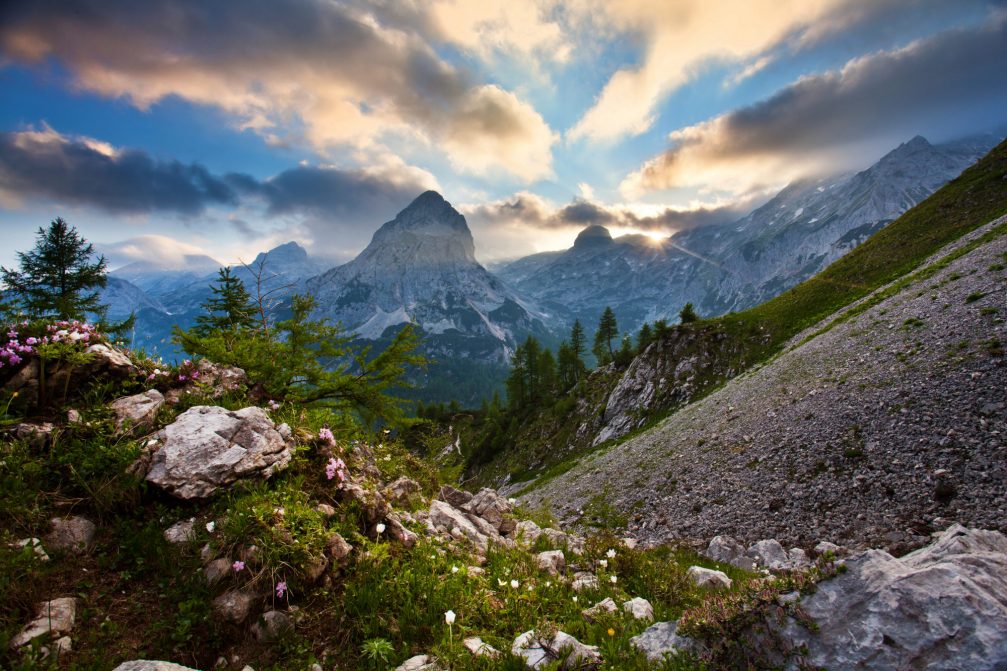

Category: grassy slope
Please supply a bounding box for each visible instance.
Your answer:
[473,138,1007,489]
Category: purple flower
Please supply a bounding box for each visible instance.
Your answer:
[25,337,37,345]
[276,581,287,598]
[178,375,188,382]
[232,560,245,572]
[325,457,346,482]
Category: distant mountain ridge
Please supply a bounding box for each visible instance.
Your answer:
[497,133,1002,331]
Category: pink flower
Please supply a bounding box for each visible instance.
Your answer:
[276,581,287,598]
[232,560,245,572]
[318,427,335,445]
[178,375,188,382]
[325,457,346,482]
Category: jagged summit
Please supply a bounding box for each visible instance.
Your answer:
[573,225,613,249]
[366,190,476,263]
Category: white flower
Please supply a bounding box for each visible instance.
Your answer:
[497,579,506,587]
[572,596,578,603]
[610,575,618,584]
[205,521,215,533]
[510,579,519,589]
[606,549,617,559]
[375,523,386,535]
[527,585,533,591]
[546,581,552,587]
[451,565,459,574]
[598,559,608,568]
[444,610,456,624]
[507,497,516,504]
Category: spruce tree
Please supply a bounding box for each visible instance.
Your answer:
[679,302,699,323]
[192,267,257,338]
[615,333,635,367]
[592,306,618,366]
[569,319,586,377]
[1,218,109,320]
[637,322,653,353]
[557,341,579,390]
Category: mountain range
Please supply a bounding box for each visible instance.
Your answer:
[101,132,1001,403]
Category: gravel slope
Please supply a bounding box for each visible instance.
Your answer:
[523,216,1007,554]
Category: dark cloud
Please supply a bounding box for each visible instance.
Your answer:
[0,128,244,215]
[626,14,1007,194]
[257,166,427,221]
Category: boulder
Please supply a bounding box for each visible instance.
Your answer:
[11,422,54,448]
[512,629,602,669]
[428,500,491,549]
[204,558,233,585]
[788,548,810,568]
[163,519,196,544]
[109,389,164,433]
[623,597,655,621]
[327,532,353,562]
[747,539,790,570]
[813,540,844,556]
[45,516,96,554]
[581,597,617,622]
[514,520,544,545]
[779,524,1007,671]
[704,535,756,571]
[438,485,473,508]
[84,343,135,376]
[686,566,732,591]
[143,406,293,499]
[11,597,76,648]
[112,663,200,671]
[212,589,258,625]
[630,621,701,663]
[462,488,514,534]
[384,477,422,506]
[536,550,565,576]
[194,359,247,396]
[252,610,292,642]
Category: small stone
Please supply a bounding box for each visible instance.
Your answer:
[252,610,292,642]
[788,548,810,567]
[463,636,501,658]
[163,520,196,544]
[304,555,329,583]
[512,629,601,669]
[687,566,732,591]
[571,572,599,591]
[535,550,565,576]
[12,597,77,648]
[395,654,442,671]
[581,597,617,622]
[109,389,165,433]
[45,516,96,554]
[814,541,843,556]
[623,597,655,621]
[111,663,201,671]
[66,408,82,424]
[15,537,49,561]
[204,558,233,585]
[747,539,789,569]
[514,520,543,545]
[327,532,353,561]
[384,477,422,505]
[212,589,258,625]
[438,485,473,508]
[314,503,336,518]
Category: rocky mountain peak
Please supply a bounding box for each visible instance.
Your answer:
[366,190,476,264]
[573,225,613,249]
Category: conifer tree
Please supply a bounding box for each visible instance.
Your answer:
[592,306,618,366]
[1,218,110,321]
[679,302,699,323]
[557,341,579,390]
[569,319,586,378]
[192,267,257,338]
[637,322,653,353]
[615,332,635,367]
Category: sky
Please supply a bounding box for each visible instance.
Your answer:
[0,0,1005,271]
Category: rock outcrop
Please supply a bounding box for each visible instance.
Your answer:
[512,629,601,669]
[781,524,1007,670]
[11,597,77,649]
[109,389,164,433]
[142,406,293,499]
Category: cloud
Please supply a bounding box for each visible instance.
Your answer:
[0,0,556,182]
[0,125,244,215]
[621,15,1007,198]
[567,0,863,142]
[100,234,218,269]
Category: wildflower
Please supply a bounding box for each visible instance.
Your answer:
[606,549,617,559]
[510,579,519,589]
[178,375,188,382]
[451,566,459,574]
[607,628,615,637]
[572,596,578,603]
[318,427,335,445]
[497,579,506,587]
[267,399,280,411]
[232,560,245,572]
[276,581,287,598]
[507,497,516,504]
[205,521,215,533]
[325,457,346,482]
[598,559,608,568]
[375,523,386,535]
[546,581,552,587]
[610,575,618,584]
[444,610,456,624]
